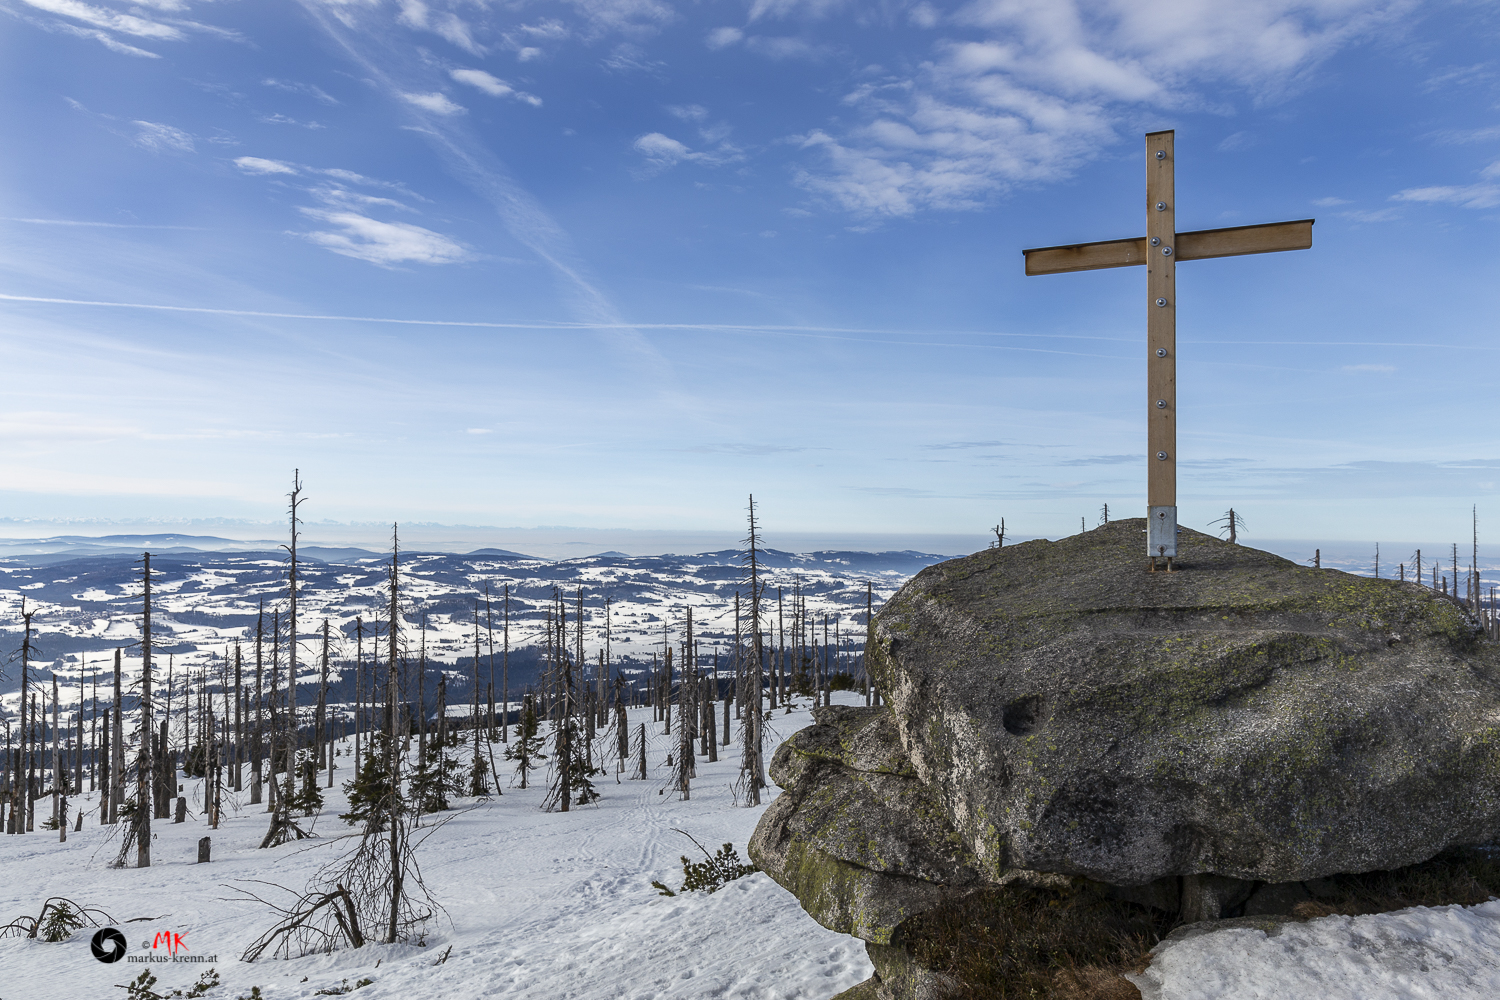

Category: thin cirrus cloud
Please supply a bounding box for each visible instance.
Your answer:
[449,68,542,106]
[1392,161,1500,210]
[131,120,195,153]
[262,78,340,105]
[234,158,427,200]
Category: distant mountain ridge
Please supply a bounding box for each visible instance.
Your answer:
[0,544,954,703]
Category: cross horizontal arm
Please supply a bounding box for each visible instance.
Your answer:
[1023,219,1314,276]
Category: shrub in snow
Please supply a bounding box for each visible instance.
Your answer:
[653,834,759,897]
[118,967,221,999]
[39,899,84,942]
[341,735,395,827]
[289,758,325,817]
[0,896,111,942]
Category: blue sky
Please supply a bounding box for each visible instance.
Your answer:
[1,0,1498,548]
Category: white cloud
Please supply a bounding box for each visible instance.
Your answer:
[1340,207,1400,222]
[1392,160,1500,210]
[563,0,674,41]
[402,91,467,115]
[668,103,709,121]
[131,120,194,153]
[451,68,511,96]
[299,209,470,266]
[234,156,299,175]
[909,2,939,29]
[792,0,1415,216]
[706,26,743,49]
[263,79,340,105]
[450,68,542,105]
[258,112,326,129]
[20,0,184,40]
[602,42,665,74]
[517,45,542,60]
[1313,196,1350,206]
[1392,184,1500,210]
[633,132,743,169]
[634,132,694,166]
[1425,125,1500,145]
[466,427,493,434]
[309,185,410,211]
[316,168,425,200]
[748,0,847,21]
[1218,130,1256,152]
[396,0,482,53]
[745,35,827,60]
[1422,63,1492,93]
[53,23,161,57]
[518,18,568,39]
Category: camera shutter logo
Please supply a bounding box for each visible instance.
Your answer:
[92,927,128,963]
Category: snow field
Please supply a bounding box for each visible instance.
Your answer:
[1,695,872,1000]
[1128,901,1500,1000]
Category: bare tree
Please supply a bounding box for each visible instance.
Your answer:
[113,554,154,868]
[385,523,403,943]
[233,642,244,793]
[13,600,35,835]
[501,584,510,744]
[1211,508,1244,544]
[110,647,123,825]
[740,496,767,806]
[283,471,306,810]
[252,603,265,806]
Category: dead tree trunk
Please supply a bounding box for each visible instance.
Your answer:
[137,553,154,867]
[252,605,264,806]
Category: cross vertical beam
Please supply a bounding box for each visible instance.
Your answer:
[1146,131,1177,565]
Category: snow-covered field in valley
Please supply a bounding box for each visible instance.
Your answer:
[4,691,1500,1000]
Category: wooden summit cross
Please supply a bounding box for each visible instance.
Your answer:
[1023,130,1313,570]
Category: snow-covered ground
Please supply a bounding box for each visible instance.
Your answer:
[1129,902,1500,1000]
[2,695,873,1000]
[4,691,1499,1000]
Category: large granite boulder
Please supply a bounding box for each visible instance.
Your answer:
[867,519,1500,886]
[751,520,1500,997]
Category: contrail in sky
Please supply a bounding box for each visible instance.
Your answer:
[1,292,1489,355]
